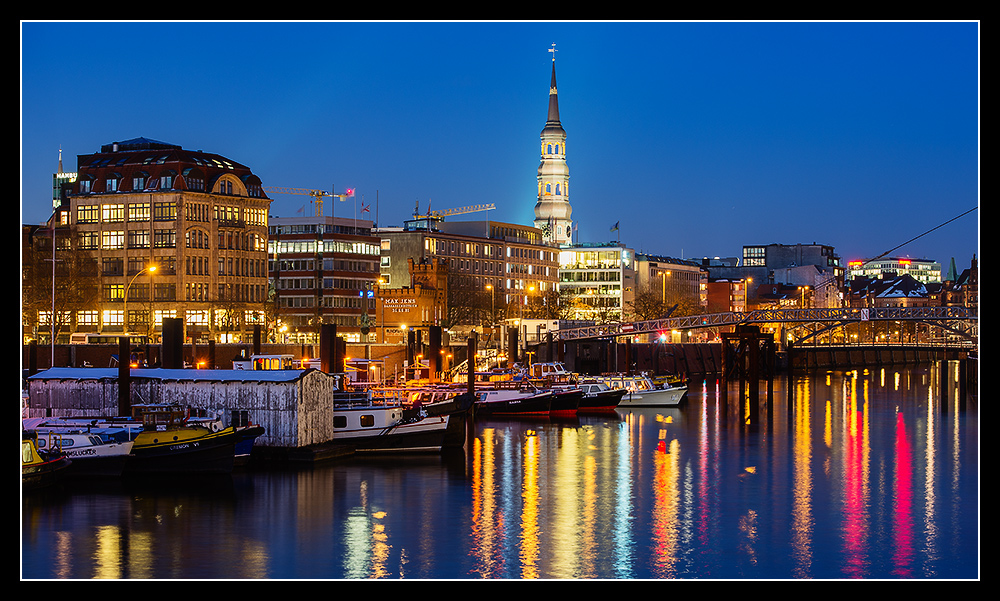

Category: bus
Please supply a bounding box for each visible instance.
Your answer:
[69,333,150,345]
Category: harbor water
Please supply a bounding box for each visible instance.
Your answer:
[21,366,979,580]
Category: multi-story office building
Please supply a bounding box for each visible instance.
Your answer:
[633,253,707,314]
[24,138,272,344]
[557,243,636,322]
[267,215,381,343]
[378,215,559,328]
[846,256,941,284]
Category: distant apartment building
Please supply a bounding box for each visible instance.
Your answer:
[267,215,381,344]
[23,138,271,345]
[705,278,750,313]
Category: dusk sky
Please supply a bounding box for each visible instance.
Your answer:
[20,21,980,269]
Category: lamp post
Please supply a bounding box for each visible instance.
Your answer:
[486,283,494,348]
[518,284,534,359]
[123,264,157,336]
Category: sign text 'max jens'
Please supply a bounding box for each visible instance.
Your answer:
[383,297,417,314]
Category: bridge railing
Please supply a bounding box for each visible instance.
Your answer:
[552,306,978,342]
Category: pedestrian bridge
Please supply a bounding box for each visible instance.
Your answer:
[552,306,978,346]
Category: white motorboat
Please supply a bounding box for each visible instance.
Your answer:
[332,392,452,453]
[22,420,134,477]
[598,374,687,408]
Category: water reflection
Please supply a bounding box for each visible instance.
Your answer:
[22,367,978,579]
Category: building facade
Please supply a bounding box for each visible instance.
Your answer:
[557,243,636,322]
[24,138,271,345]
[633,253,707,314]
[267,215,381,344]
[375,257,449,344]
[378,216,559,325]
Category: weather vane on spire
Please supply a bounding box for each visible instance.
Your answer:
[549,43,557,61]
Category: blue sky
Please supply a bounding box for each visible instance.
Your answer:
[20,21,979,269]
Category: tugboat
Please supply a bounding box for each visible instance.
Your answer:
[122,405,246,475]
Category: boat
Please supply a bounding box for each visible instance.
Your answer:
[599,374,688,408]
[473,384,554,417]
[331,390,452,453]
[22,429,72,490]
[549,387,583,417]
[38,405,245,475]
[574,380,627,414]
[22,419,133,477]
[526,362,577,383]
[185,410,265,467]
[122,405,244,475]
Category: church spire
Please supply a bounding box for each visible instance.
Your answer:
[534,44,572,245]
[546,45,561,127]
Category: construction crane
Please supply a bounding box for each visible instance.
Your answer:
[263,186,352,217]
[428,203,496,218]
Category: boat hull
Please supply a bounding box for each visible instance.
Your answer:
[550,389,583,417]
[332,404,452,453]
[474,391,553,416]
[616,386,687,408]
[578,388,627,414]
[234,425,266,466]
[22,456,72,490]
[353,415,451,453]
[125,426,238,475]
[61,445,132,477]
[22,434,72,490]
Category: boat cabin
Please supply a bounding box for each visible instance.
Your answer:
[527,362,575,383]
[233,354,296,371]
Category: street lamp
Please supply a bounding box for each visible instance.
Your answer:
[658,270,671,304]
[123,264,157,336]
[486,283,495,348]
[518,285,535,359]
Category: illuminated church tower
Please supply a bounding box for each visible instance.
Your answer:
[533,45,573,245]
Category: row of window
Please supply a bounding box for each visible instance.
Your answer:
[269,258,378,273]
[79,230,178,250]
[76,202,265,226]
[268,239,380,256]
[40,309,265,328]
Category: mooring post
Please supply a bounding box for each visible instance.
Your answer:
[118,336,130,416]
[467,332,477,397]
[748,334,760,426]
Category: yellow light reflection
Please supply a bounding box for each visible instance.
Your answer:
[791,373,814,577]
[520,433,540,578]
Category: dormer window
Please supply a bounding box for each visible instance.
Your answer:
[160,171,176,189]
